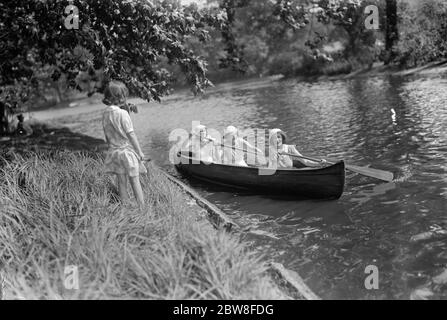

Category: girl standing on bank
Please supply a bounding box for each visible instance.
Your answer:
[102,81,146,206]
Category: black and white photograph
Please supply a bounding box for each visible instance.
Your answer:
[0,0,446,305]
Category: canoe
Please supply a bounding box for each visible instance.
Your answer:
[174,152,345,199]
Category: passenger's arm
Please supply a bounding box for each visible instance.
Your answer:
[243,140,263,154]
[243,140,267,166]
[127,131,145,160]
[289,145,324,167]
[213,144,222,163]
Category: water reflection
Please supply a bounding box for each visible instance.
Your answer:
[67,75,447,299]
[148,75,447,299]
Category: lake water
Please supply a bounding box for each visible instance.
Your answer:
[57,74,447,299]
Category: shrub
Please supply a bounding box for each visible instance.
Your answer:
[394,0,447,67]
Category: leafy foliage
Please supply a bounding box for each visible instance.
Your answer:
[210,0,314,74]
[393,0,447,67]
[202,0,385,78]
[0,0,229,117]
[0,0,324,123]
[316,0,382,58]
[4,0,442,126]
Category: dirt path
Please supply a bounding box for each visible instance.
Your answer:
[27,96,146,122]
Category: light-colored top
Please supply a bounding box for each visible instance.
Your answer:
[269,144,294,168]
[102,105,134,150]
[222,137,247,166]
[269,144,319,168]
[197,142,219,163]
[102,105,146,177]
[181,136,221,164]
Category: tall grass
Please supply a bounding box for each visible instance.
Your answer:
[0,151,279,299]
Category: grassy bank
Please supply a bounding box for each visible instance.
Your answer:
[0,129,282,299]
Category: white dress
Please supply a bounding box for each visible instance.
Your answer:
[222,137,247,166]
[268,144,294,168]
[102,105,147,177]
[183,135,220,164]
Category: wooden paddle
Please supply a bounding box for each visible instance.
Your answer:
[281,150,394,182]
[195,137,394,182]
[205,139,267,165]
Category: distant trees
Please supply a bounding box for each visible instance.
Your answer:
[317,0,381,63]
[393,0,447,67]
[220,0,312,76]
[213,0,315,75]
[221,0,385,76]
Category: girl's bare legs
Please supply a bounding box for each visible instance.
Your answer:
[129,175,144,207]
[116,174,129,203]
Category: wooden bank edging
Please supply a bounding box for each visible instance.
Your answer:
[158,166,321,300]
[158,169,237,232]
[269,262,321,300]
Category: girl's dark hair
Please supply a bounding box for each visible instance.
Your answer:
[280,132,287,144]
[102,81,129,106]
[279,132,286,143]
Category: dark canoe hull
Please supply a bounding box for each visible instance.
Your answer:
[174,154,345,199]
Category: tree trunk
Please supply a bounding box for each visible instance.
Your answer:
[385,0,398,64]
[53,80,64,104]
[0,102,8,136]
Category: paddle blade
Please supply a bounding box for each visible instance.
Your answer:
[345,164,394,182]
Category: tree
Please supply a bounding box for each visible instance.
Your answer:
[202,0,318,77]
[215,0,313,73]
[393,0,447,67]
[0,0,229,134]
[315,0,381,60]
[2,0,375,135]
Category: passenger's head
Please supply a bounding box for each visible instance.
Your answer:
[192,125,208,140]
[224,125,238,138]
[102,81,129,106]
[269,128,286,148]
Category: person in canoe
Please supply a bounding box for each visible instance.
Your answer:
[222,125,265,167]
[181,124,221,164]
[268,128,326,169]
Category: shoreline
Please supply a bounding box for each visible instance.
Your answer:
[314,60,447,82]
[23,60,447,125]
[0,122,318,300]
[26,75,286,123]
